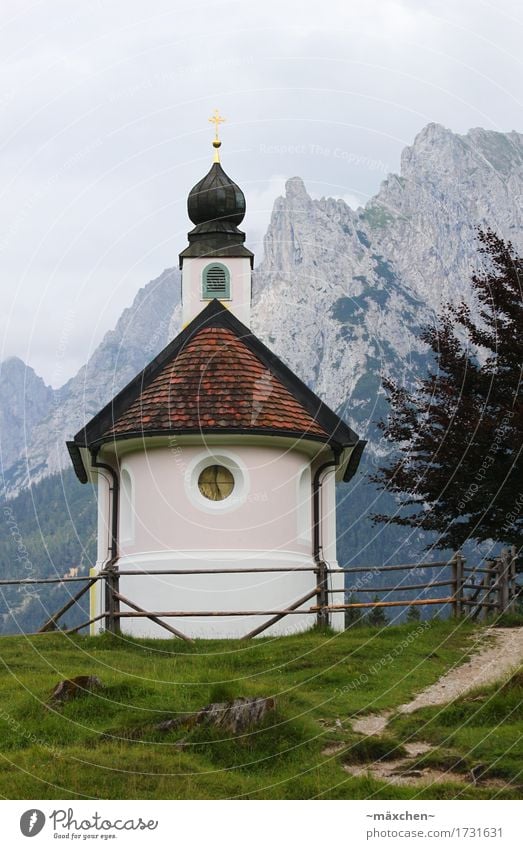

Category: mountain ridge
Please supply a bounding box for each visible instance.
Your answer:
[2,122,522,494]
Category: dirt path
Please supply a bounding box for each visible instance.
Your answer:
[353,627,523,737]
[343,627,523,790]
[342,741,508,789]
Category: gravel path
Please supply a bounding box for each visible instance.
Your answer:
[353,627,523,736]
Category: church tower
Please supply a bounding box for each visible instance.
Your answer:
[179,110,253,327]
[67,114,365,639]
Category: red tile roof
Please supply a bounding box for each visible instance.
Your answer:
[103,326,329,440]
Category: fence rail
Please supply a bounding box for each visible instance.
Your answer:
[2,547,519,639]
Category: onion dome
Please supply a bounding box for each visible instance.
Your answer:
[187,162,246,228]
[179,110,253,267]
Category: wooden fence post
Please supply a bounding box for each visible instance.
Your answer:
[481,568,489,622]
[484,558,496,616]
[452,552,465,617]
[498,548,512,615]
[509,545,518,613]
[104,568,120,634]
[316,561,330,628]
[451,553,458,617]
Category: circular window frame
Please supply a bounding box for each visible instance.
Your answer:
[185,451,249,513]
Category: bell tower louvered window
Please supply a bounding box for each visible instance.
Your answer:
[202,263,230,300]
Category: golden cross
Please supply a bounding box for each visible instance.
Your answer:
[208,109,225,162]
[208,108,226,140]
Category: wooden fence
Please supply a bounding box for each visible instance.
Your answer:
[0,547,519,639]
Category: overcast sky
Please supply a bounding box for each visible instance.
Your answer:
[0,0,521,386]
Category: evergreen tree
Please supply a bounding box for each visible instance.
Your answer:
[372,230,522,550]
[366,596,388,627]
[406,604,421,622]
[344,592,364,628]
[0,469,96,634]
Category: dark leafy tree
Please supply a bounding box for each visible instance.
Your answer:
[372,230,522,550]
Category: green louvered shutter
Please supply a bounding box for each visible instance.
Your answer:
[202,264,230,299]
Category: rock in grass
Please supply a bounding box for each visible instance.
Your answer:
[101,697,276,743]
[157,696,276,735]
[49,675,103,705]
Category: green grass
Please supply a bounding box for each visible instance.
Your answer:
[0,619,519,799]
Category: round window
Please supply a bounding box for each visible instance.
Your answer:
[197,465,235,501]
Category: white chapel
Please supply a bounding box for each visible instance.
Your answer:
[67,114,365,638]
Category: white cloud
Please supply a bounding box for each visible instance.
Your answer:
[0,0,521,383]
[340,193,364,210]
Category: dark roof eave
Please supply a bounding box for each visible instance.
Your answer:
[80,427,355,453]
[343,440,367,482]
[178,244,254,268]
[66,441,88,484]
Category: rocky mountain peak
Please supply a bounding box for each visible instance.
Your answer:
[466,127,523,176]
[400,122,462,177]
[284,175,310,201]
[0,357,54,474]
[0,355,52,397]
[413,121,453,145]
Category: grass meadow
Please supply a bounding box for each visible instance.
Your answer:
[0,619,521,799]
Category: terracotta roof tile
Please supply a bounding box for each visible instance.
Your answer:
[103,326,329,440]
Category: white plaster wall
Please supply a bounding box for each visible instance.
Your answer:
[181,256,252,326]
[96,471,112,565]
[116,550,317,639]
[116,444,317,637]
[320,470,345,632]
[90,442,346,638]
[120,445,312,556]
[91,471,112,634]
